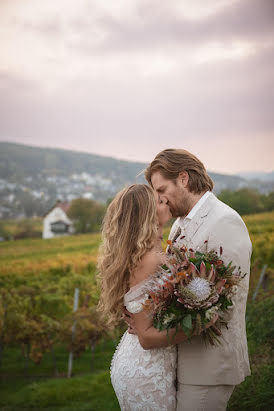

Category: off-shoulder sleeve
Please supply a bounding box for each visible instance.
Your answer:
[124,265,171,314]
[124,283,147,314]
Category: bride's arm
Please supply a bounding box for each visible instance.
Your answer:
[133,310,217,350]
[133,310,189,349]
[126,249,185,349]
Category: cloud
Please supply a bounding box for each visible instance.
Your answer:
[6,0,273,57]
[0,40,273,143]
[0,71,39,93]
[65,0,274,55]
[0,0,273,172]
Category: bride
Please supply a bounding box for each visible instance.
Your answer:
[97,184,215,410]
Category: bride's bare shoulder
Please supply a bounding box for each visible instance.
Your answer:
[141,248,163,269]
[129,248,163,287]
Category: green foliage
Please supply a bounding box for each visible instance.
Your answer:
[106,197,114,206]
[0,231,107,367]
[0,371,118,410]
[228,364,274,411]
[0,217,43,240]
[246,297,274,353]
[182,314,192,336]
[218,188,273,215]
[228,296,274,411]
[0,339,120,410]
[9,371,119,410]
[261,191,274,212]
[0,220,10,240]
[67,198,106,233]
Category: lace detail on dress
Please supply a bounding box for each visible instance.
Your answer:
[110,274,177,411]
[111,332,176,411]
[126,301,144,314]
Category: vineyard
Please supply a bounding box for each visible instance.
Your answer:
[0,212,273,410]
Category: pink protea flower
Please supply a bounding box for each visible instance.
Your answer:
[215,279,227,294]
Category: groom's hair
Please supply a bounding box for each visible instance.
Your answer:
[145,148,214,194]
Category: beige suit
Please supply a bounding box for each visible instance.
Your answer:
[168,192,252,410]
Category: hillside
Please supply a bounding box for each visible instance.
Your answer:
[0,212,273,410]
[0,141,273,218]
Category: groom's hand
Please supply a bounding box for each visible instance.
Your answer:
[123,307,137,335]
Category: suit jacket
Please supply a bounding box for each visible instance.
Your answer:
[168,192,252,385]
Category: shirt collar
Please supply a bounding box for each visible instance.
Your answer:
[184,191,211,221]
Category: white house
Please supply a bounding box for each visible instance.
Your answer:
[43,200,74,239]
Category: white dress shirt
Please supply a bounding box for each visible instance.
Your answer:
[179,191,211,230]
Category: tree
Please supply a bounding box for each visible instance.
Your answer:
[0,221,9,240]
[218,188,265,215]
[67,198,106,233]
[262,191,274,212]
[106,197,113,207]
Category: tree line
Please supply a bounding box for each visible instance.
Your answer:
[0,189,273,240]
[69,189,273,234]
[218,188,274,216]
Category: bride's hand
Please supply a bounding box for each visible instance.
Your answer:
[123,307,138,335]
[206,313,219,328]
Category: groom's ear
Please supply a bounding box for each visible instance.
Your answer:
[178,171,189,188]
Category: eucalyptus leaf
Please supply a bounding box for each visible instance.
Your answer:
[182,314,192,330]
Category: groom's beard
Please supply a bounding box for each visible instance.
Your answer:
[171,206,188,218]
[169,188,192,218]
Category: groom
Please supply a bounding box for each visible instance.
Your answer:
[127,148,251,410]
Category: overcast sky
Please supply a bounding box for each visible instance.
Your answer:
[0,0,273,174]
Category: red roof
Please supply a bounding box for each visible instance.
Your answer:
[43,200,71,217]
[58,201,71,213]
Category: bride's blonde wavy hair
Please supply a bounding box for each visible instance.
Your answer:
[97,184,158,327]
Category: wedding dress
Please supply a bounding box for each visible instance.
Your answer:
[110,276,177,411]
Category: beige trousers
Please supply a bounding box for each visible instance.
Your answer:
[176,383,235,411]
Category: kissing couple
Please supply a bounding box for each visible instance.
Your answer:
[97,148,252,411]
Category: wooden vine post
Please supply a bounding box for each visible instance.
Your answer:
[67,288,79,378]
[252,264,268,301]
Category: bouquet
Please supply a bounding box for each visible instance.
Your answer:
[142,241,246,345]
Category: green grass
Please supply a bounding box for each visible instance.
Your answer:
[227,364,274,411]
[2,372,119,411]
[0,233,101,263]
[0,339,121,411]
[243,212,274,235]
[227,296,274,410]
[1,339,117,377]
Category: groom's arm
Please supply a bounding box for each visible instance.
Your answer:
[207,212,252,282]
[207,212,252,320]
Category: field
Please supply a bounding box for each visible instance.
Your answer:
[0,212,273,410]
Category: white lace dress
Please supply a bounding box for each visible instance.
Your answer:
[110,277,177,411]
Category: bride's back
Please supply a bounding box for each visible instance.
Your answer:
[129,246,166,290]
